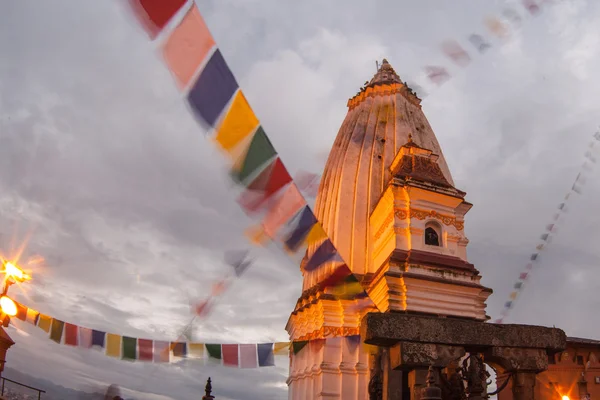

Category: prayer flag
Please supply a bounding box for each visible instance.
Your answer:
[572,183,582,194]
[92,330,106,348]
[189,343,205,359]
[15,302,27,321]
[154,341,170,363]
[294,171,320,198]
[25,308,39,325]
[172,342,187,358]
[494,318,503,324]
[485,17,509,38]
[558,203,566,210]
[224,250,252,277]
[468,34,492,53]
[425,66,450,85]
[304,223,329,246]
[122,336,137,360]
[37,314,51,333]
[520,272,528,280]
[594,132,600,141]
[525,263,533,270]
[320,265,352,289]
[292,341,308,354]
[347,335,361,352]
[238,158,292,213]
[441,40,471,67]
[187,49,238,128]
[530,253,538,261]
[304,239,337,272]
[79,327,93,348]
[522,0,541,15]
[502,8,522,26]
[284,206,318,252]
[161,4,216,89]
[211,280,228,296]
[514,282,523,289]
[262,184,306,237]
[50,319,64,344]
[245,224,270,246]
[585,151,597,163]
[273,342,290,355]
[214,91,259,152]
[106,334,121,358]
[536,244,544,251]
[193,299,211,317]
[231,126,277,184]
[138,339,153,361]
[222,344,239,367]
[240,344,258,368]
[329,277,364,300]
[257,343,274,367]
[64,323,78,346]
[504,301,513,309]
[206,344,222,360]
[546,224,554,232]
[540,233,549,241]
[128,0,188,39]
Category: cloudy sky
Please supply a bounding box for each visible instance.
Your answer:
[1,0,600,398]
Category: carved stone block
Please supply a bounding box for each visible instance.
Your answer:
[390,342,466,369]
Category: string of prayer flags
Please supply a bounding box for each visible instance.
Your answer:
[128,0,188,39]
[125,0,376,309]
[494,129,600,323]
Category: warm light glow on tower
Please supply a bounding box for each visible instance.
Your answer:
[1,261,31,283]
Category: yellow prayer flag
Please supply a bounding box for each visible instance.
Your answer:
[274,342,290,355]
[509,291,518,300]
[329,281,363,298]
[214,91,259,152]
[106,333,121,358]
[189,343,205,359]
[305,223,328,245]
[26,308,39,325]
[37,314,51,333]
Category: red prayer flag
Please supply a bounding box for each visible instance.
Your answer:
[238,157,292,213]
[64,323,79,346]
[128,0,188,39]
[138,339,153,361]
[222,344,239,367]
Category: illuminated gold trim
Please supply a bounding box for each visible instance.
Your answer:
[394,208,464,231]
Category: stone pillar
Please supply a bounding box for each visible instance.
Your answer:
[0,328,15,379]
[381,349,403,400]
[408,369,429,400]
[512,372,536,400]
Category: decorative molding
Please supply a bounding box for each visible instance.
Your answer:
[394,208,464,231]
[296,326,361,341]
[373,212,394,241]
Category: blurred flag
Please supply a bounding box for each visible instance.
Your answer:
[441,40,471,67]
[468,34,492,53]
[294,170,321,198]
[425,66,450,85]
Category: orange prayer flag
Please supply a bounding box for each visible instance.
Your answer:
[162,4,216,89]
[37,314,51,333]
[245,224,270,246]
[214,91,259,152]
[274,342,290,355]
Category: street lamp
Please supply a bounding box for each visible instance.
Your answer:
[0,259,31,326]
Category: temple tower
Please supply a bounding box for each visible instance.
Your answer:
[286,60,493,399]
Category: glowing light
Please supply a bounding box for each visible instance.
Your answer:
[0,296,17,317]
[2,261,31,282]
[562,396,570,400]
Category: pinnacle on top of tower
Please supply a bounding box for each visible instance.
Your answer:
[367,58,402,88]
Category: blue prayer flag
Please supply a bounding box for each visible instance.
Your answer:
[284,206,317,251]
[187,49,238,128]
[92,330,106,348]
[257,343,274,367]
[304,239,337,272]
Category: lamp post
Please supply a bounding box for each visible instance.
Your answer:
[0,259,31,378]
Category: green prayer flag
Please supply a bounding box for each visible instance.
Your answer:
[206,344,222,360]
[50,318,64,344]
[122,336,137,360]
[233,126,276,184]
[292,340,308,354]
